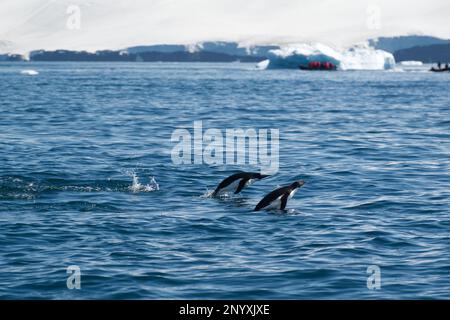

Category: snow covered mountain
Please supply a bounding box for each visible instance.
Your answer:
[369,35,450,53]
[28,42,275,62]
[1,0,450,55]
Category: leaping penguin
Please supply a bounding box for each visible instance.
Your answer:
[254,180,305,211]
[212,172,269,197]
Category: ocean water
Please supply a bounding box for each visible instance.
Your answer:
[0,62,449,299]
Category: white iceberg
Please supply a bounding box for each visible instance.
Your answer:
[400,61,423,66]
[259,43,395,71]
[21,69,39,76]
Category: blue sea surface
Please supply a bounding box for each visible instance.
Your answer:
[0,62,449,299]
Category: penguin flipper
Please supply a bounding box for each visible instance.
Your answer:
[234,179,248,194]
[254,200,264,211]
[280,194,289,210]
[213,172,252,197]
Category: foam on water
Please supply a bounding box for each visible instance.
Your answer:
[0,172,160,200]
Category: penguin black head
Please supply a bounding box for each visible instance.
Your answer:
[290,180,305,189]
[253,173,270,180]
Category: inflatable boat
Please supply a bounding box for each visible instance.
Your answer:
[430,67,450,72]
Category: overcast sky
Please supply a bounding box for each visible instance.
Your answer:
[1,0,449,53]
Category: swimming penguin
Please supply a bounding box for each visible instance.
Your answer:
[254,180,305,211]
[212,172,269,197]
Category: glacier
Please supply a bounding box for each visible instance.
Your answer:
[259,43,396,70]
[400,61,423,66]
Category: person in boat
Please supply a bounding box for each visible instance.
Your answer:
[430,62,450,72]
[322,62,336,70]
[308,61,320,69]
[301,61,336,70]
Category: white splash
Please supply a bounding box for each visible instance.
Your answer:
[201,187,236,199]
[128,172,159,193]
[259,43,395,70]
[20,69,39,76]
[200,188,215,198]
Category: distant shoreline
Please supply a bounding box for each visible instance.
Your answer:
[0,50,267,63]
[1,36,450,63]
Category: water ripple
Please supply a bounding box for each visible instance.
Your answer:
[0,62,449,299]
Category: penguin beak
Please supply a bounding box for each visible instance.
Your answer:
[260,175,270,179]
[297,180,306,188]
